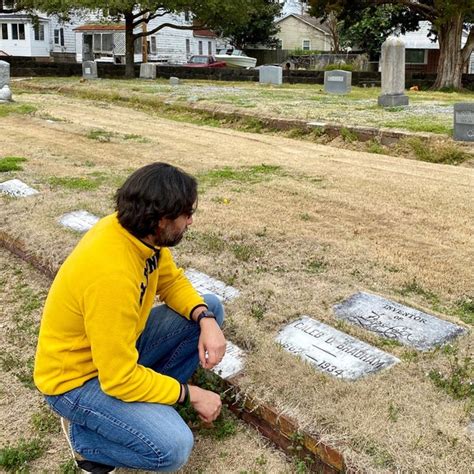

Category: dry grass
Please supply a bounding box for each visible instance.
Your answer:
[1,90,473,472]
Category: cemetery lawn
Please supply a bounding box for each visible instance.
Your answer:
[1,89,473,472]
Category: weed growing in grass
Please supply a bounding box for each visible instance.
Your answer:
[300,213,311,221]
[340,127,357,143]
[231,243,254,262]
[383,117,451,135]
[31,407,60,434]
[86,129,114,142]
[400,349,418,363]
[399,277,439,304]
[123,133,150,143]
[250,302,266,321]
[0,103,37,117]
[387,402,400,422]
[306,258,327,274]
[48,175,104,191]
[0,438,46,472]
[366,139,384,154]
[59,458,77,474]
[363,441,395,468]
[402,138,468,165]
[454,297,474,325]
[188,230,226,253]
[0,156,27,172]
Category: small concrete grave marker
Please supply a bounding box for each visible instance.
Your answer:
[334,292,467,351]
[0,179,38,197]
[378,37,409,107]
[276,316,399,380]
[59,210,100,233]
[140,63,157,80]
[0,60,12,102]
[185,268,239,302]
[259,66,283,86]
[324,69,352,95]
[212,341,245,379]
[169,76,180,86]
[453,103,474,142]
[82,61,98,80]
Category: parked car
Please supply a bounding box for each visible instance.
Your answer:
[184,55,226,68]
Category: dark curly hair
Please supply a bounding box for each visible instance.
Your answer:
[115,162,197,238]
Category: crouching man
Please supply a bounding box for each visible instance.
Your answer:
[34,162,226,473]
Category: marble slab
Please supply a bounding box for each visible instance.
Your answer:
[185,268,240,302]
[59,210,100,233]
[277,316,399,380]
[0,179,39,197]
[334,292,467,351]
[212,341,245,379]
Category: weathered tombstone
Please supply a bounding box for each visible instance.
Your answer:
[82,61,98,80]
[59,210,100,233]
[169,76,180,86]
[334,292,467,351]
[453,103,474,142]
[139,63,157,80]
[324,69,352,95]
[378,36,409,107]
[276,316,400,380]
[212,342,245,379]
[0,60,12,102]
[185,268,239,302]
[259,65,283,86]
[0,178,39,197]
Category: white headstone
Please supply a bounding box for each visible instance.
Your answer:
[169,76,180,86]
[185,268,240,302]
[378,37,409,107]
[82,61,98,80]
[59,210,100,233]
[334,292,467,351]
[453,103,474,142]
[0,60,10,88]
[139,63,157,80]
[324,70,352,95]
[276,316,399,380]
[0,84,12,102]
[212,342,245,379]
[259,66,283,86]
[0,178,39,197]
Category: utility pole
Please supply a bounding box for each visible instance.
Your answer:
[142,13,148,63]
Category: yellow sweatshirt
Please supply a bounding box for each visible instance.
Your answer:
[34,213,205,405]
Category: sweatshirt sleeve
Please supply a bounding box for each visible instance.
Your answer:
[156,248,206,318]
[83,275,180,404]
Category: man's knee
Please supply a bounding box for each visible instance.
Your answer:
[203,293,225,327]
[155,425,194,471]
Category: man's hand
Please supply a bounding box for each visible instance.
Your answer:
[198,318,226,369]
[188,385,222,422]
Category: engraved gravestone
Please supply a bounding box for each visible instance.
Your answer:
[334,292,467,351]
[82,61,98,80]
[0,179,39,197]
[259,65,283,86]
[59,210,100,233]
[185,268,240,302]
[140,63,157,80]
[276,316,399,380]
[453,103,474,142]
[212,341,245,379]
[378,37,409,107]
[0,60,12,102]
[324,70,352,95]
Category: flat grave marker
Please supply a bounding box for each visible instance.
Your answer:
[212,341,245,379]
[0,179,39,197]
[334,292,467,351]
[59,210,100,233]
[324,69,352,95]
[453,103,474,142]
[276,316,400,380]
[185,268,240,302]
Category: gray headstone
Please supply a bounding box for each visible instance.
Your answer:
[59,210,100,233]
[378,37,409,107]
[82,61,98,80]
[0,84,12,102]
[453,103,474,142]
[259,65,283,86]
[169,76,180,86]
[0,60,10,89]
[185,268,239,302]
[324,70,352,95]
[276,316,399,380]
[0,179,39,197]
[334,292,467,351]
[212,342,245,379]
[139,63,157,80]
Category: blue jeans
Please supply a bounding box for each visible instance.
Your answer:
[45,294,224,472]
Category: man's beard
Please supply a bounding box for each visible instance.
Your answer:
[154,227,186,247]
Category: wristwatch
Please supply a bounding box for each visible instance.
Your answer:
[196,309,216,324]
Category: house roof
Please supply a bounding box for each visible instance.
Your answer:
[193,29,216,38]
[74,24,125,32]
[0,13,48,21]
[275,13,331,35]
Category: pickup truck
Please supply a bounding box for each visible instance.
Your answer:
[184,55,226,68]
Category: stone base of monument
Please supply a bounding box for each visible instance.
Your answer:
[140,63,157,80]
[378,93,409,107]
[0,84,12,102]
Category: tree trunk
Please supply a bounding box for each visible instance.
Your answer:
[125,12,135,79]
[432,14,464,90]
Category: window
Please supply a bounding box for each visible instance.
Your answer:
[34,24,45,41]
[150,36,157,54]
[1,24,8,40]
[92,33,113,53]
[208,41,212,55]
[12,23,25,40]
[185,38,190,56]
[134,37,142,54]
[198,40,203,55]
[302,39,311,51]
[184,11,190,22]
[406,49,426,64]
[54,28,64,46]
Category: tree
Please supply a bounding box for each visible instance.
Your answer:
[309,0,474,90]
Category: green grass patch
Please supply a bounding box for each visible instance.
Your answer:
[402,138,468,165]
[366,140,384,154]
[31,408,60,434]
[340,127,357,143]
[306,258,327,274]
[454,297,474,325]
[383,117,451,135]
[86,129,115,142]
[0,156,27,172]
[48,175,104,191]
[0,438,46,472]
[230,243,255,262]
[399,278,439,304]
[123,133,150,143]
[0,103,37,118]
